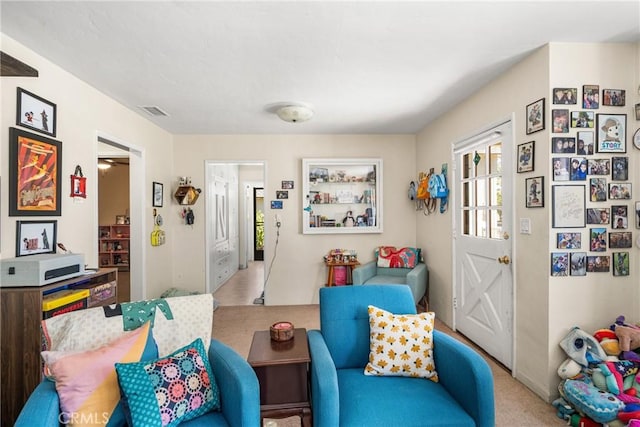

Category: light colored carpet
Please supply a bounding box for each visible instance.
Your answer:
[213,304,564,426]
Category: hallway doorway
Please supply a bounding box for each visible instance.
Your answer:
[253,187,264,261]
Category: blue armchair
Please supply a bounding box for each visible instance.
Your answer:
[15,339,260,427]
[308,285,495,427]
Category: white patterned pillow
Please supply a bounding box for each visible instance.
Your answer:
[364,305,438,381]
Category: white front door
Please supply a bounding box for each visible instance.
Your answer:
[453,120,514,369]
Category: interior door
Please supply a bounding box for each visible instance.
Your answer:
[253,188,264,261]
[453,121,513,369]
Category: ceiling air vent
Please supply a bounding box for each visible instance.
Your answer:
[138,106,169,117]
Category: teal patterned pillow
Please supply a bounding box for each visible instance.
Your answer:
[115,338,220,427]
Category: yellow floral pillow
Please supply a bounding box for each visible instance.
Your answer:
[364,305,438,382]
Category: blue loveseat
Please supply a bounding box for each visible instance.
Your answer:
[15,339,260,427]
[308,285,495,427]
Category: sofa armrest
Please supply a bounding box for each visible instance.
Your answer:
[406,263,428,304]
[433,330,495,427]
[352,261,376,285]
[308,330,340,427]
[208,339,260,427]
[14,379,60,427]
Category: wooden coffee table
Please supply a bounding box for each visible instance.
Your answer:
[247,328,312,426]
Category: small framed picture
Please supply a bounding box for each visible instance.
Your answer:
[552,109,570,133]
[587,255,610,273]
[611,157,628,181]
[551,252,569,276]
[552,137,576,154]
[16,87,57,137]
[552,185,585,228]
[589,178,607,202]
[609,232,632,249]
[526,98,545,134]
[586,208,609,225]
[589,227,607,252]
[612,205,628,229]
[116,215,127,224]
[635,201,640,229]
[570,111,594,128]
[602,89,625,107]
[609,183,631,200]
[635,103,640,121]
[552,157,570,181]
[16,220,57,257]
[588,159,609,176]
[570,252,587,276]
[517,141,534,173]
[552,88,577,105]
[270,200,283,209]
[557,232,581,249]
[276,190,288,199]
[569,157,587,181]
[525,176,544,208]
[596,113,626,153]
[281,180,294,189]
[612,252,630,276]
[152,181,163,207]
[582,85,600,109]
[577,131,594,155]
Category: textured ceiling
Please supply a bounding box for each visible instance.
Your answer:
[1,1,639,135]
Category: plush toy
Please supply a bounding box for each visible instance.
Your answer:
[615,325,640,353]
[562,378,624,424]
[598,361,640,403]
[560,326,608,367]
[593,328,621,357]
[558,358,583,379]
[569,413,602,427]
[552,396,575,420]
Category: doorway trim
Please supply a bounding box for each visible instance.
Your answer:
[95,132,146,301]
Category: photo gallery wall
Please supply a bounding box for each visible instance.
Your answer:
[522,85,638,278]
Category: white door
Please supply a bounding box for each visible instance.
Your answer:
[453,121,513,369]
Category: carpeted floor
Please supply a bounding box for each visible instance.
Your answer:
[213,304,565,426]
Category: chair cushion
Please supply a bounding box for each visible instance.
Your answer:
[377,246,420,268]
[363,275,409,284]
[337,368,475,426]
[365,306,438,381]
[115,338,220,427]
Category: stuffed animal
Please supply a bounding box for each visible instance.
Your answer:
[593,328,621,357]
[562,378,624,423]
[558,358,583,379]
[560,326,608,367]
[616,325,640,353]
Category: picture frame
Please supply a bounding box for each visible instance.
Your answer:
[16,220,57,257]
[16,87,57,137]
[70,174,87,198]
[270,200,283,209]
[602,89,625,107]
[635,201,640,229]
[552,185,585,228]
[552,88,577,105]
[635,103,640,121]
[589,227,607,252]
[586,208,609,225]
[569,157,587,181]
[570,252,587,276]
[281,180,294,189]
[609,232,632,249]
[550,252,569,276]
[9,127,62,216]
[588,158,609,176]
[609,183,631,200]
[589,178,608,202]
[612,252,630,277]
[611,157,628,181]
[552,157,570,181]
[525,98,545,135]
[552,137,576,154]
[570,111,594,128]
[612,205,628,229]
[116,215,128,225]
[577,131,594,155]
[276,190,288,199]
[587,255,610,273]
[152,181,163,207]
[525,176,544,208]
[557,232,581,249]
[516,141,534,173]
[633,128,640,150]
[596,113,626,153]
[582,85,600,109]
[552,109,569,133]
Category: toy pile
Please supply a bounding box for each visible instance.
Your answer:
[553,316,640,427]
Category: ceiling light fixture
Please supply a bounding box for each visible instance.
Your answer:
[276,104,314,123]
[97,160,112,170]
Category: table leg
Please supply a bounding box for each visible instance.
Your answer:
[326,266,334,287]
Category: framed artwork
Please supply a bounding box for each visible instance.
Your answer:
[525,98,544,134]
[550,252,569,276]
[611,157,628,181]
[589,227,607,252]
[9,127,62,216]
[582,85,600,109]
[276,190,288,199]
[596,113,626,153]
[281,180,294,189]
[609,232,632,249]
[517,141,534,173]
[552,109,569,133]
[635,201,640,229]
[152,181,163,207]
[586,208,609,225]
[70,174,87,198]
[525,176,543,208]
[570,111,594,128]
[636,104,640,121]
[589,178,607,202]
[602,89,625,107]
[16,87,57,137]
[577,131,594,155]
[609,183,631,200]
[16,220,57,257]
[552,88,577,105]
[557,232,581,249]
[633,128,640,150]
[612,205,628,229]
[569,157,587,181]
[552,157,570,181]
[552,137,576,154]
[552,185,585,228]
[570,252,587,276]
[587,255,610,273]
[613,252,630,277]
[588,159,609,176]
[270,200,283,209]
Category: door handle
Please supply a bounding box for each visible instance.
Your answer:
[497,255,510,265]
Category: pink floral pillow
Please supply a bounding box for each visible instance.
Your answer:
[377,246,420,269]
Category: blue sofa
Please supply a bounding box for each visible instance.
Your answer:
[308,285,495,427]
[15,339,260,427]
[352,258,429,306]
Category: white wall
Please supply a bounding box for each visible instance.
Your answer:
[0,34,176,298]
[170,135,417,304]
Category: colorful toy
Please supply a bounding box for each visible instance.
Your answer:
[615,325,640,353]
[552,397,575,420]
[593,328,620,357]
[562,378,624,423]
[560,326,608,367]
[558,358,583,379]
[569,413,601,427]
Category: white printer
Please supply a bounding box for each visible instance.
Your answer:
[0,253,85,287]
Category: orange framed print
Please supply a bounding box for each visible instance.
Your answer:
[9,127,62,216]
